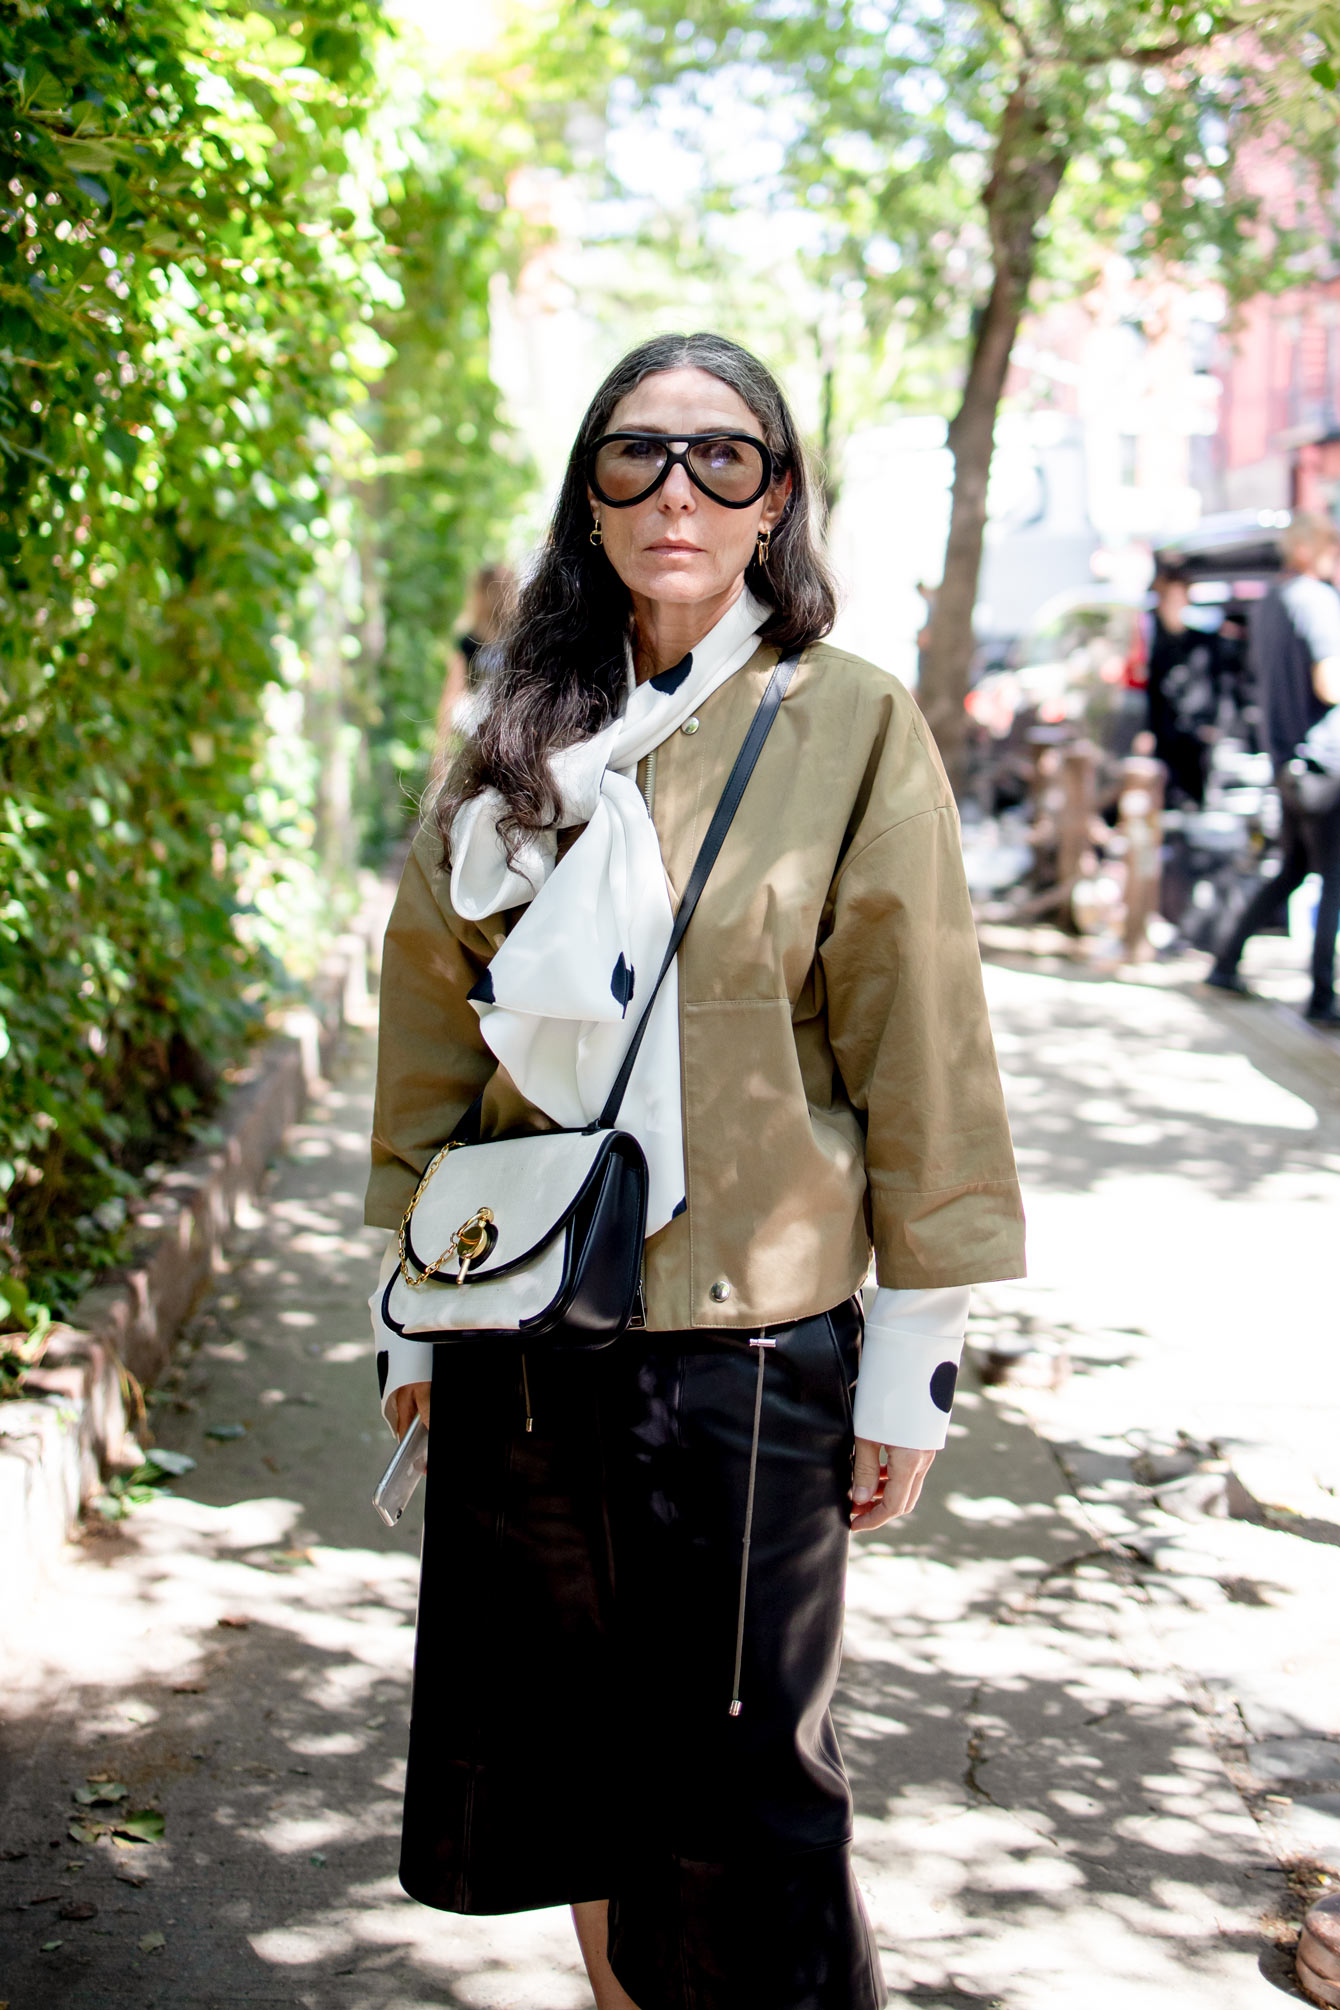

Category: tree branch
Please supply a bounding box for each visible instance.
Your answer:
[1022,25,1195,71]
[980,0,1037,62]
[1050,32,1195,69]
[1123,36,1195,65]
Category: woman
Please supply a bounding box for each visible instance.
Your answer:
[367,333,1025,2010]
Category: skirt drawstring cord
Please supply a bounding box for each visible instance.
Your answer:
[729,1335,776,1717]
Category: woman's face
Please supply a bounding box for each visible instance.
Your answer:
[588,367,792,612]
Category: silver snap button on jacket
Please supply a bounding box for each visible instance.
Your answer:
[709,1279,731,1302]
[681,717,700,735]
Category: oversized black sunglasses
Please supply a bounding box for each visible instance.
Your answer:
[587,431,776,509]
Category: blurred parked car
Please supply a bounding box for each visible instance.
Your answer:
[1152,508,1290,585]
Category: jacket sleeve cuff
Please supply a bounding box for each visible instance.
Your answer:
[371,1236,436,1434]
[852,1285,971,1450]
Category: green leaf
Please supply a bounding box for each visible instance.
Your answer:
[142,1446,196,1476]
[56,139,118,173]
[101,429,139,472]
[73,1781,128,1805]
[115,1810,166,1845]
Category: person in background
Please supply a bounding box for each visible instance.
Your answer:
[1207,511,1340,1026]
[432,563,514,775]
[1145,563,1222,806]
[1215,605,1253,738]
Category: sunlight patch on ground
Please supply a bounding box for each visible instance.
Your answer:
[1124,1049,1318,1129]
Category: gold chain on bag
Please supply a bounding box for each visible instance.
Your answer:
[397,1142,495,1288]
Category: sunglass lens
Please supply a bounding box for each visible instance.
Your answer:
[593,438,668,500]
[687,439,766,501]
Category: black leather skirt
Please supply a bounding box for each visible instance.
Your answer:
[401,1300,886,2010]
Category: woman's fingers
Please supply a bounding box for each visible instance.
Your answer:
[394,1380,432,1439]
[883,1446,934,1515]
[851,1435,884,1509]
[851,1443,936,1531]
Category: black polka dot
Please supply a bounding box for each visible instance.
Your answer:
[650,652,693,694]
[468,968,494,1005]
[929,1360,958,1414]
[671,1196,687,1218]
[610,954,635,1013]
[376,1350,389,1397]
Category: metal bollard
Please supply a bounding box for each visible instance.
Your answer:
[1117,749,1165,962]
[1058,742,1099,903]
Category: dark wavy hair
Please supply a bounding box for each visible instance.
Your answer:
[434,331,837,866]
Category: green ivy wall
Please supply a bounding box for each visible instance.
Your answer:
[0,0,527,1366]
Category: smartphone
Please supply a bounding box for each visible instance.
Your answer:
[372,1414,429,1526]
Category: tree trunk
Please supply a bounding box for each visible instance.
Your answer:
[918,89,1067,792]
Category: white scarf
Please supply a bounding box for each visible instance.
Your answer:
[448,587,769,1236]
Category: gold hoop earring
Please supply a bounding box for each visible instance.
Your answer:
[756,527,771,566]
[589,518,603,548]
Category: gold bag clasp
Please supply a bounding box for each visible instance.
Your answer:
[454,1207,495,1285]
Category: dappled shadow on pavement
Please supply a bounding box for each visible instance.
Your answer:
[840,1383,1295,2010]
[984,960,1332,1204]
[976,960,1340,1508]
[0,1514,589,2008]
[0,1032,589,2009]
[1,1387,1292,2010]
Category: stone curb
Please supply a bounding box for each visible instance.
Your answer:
[0,906,385,1624]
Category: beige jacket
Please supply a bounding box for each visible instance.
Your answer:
[366,639,1025,1327]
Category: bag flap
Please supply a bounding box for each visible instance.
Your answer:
[403,1128,611,1284]
[381,1229,571,1334]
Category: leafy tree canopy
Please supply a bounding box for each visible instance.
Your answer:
[530,0,1340,772]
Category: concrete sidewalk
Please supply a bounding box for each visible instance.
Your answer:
[971,955,1340,1945]
[0,992,1330,2007]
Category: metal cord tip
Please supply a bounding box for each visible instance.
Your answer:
[728,1700,742,1716]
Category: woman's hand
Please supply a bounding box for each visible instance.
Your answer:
[850,1438,935,1531]
[394,1381,432,1440]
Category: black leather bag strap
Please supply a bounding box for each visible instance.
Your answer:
[450,1090,484,1146]
[596,647,800,1132]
